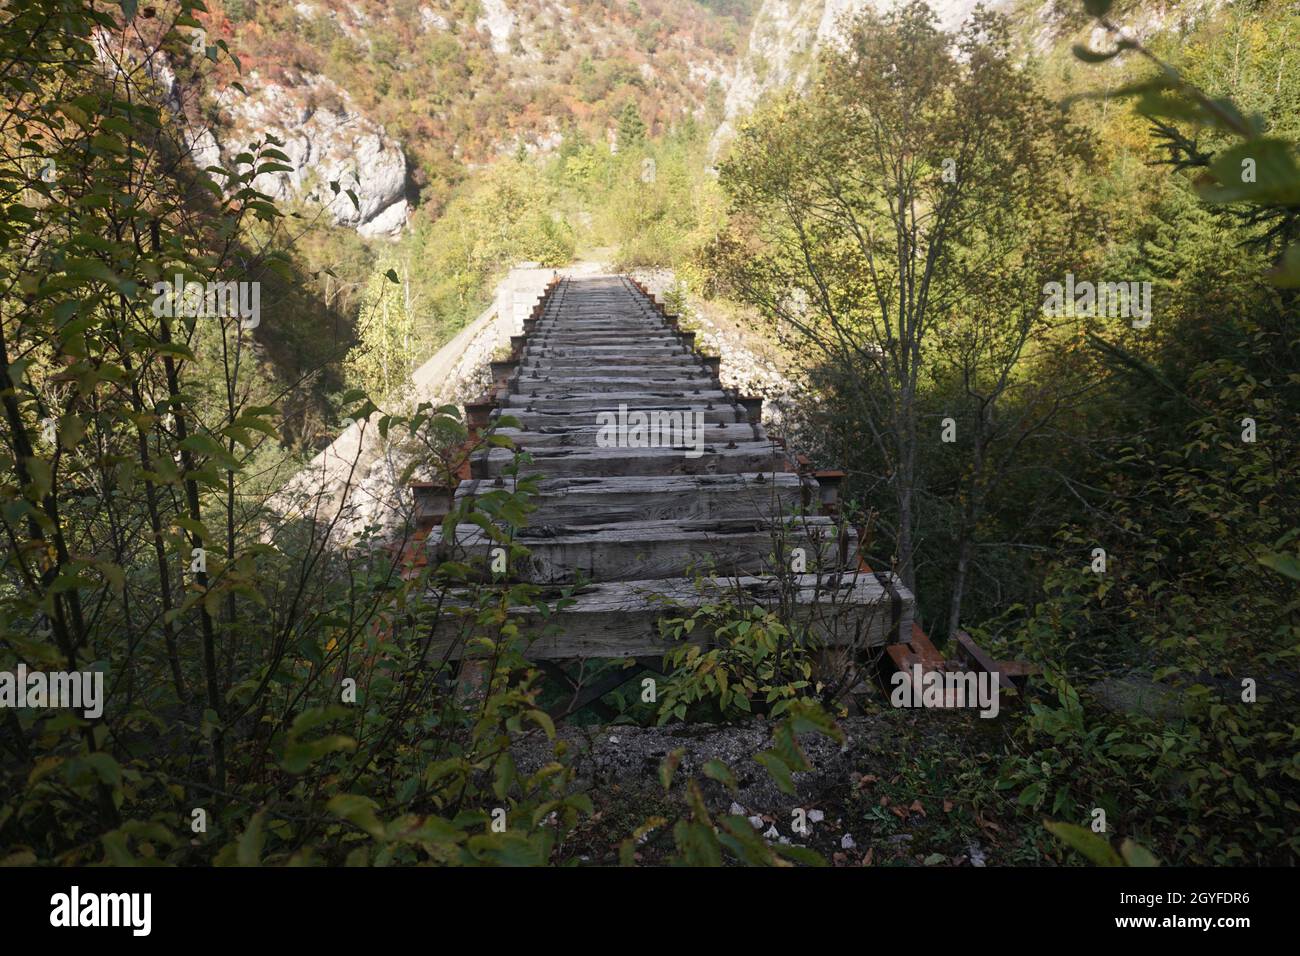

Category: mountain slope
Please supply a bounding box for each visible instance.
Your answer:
[197,0,754,227]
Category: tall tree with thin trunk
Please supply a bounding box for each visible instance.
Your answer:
[710,2,1093,610]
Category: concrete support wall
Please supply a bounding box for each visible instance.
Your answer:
[495,263,556,334]
[273,263,561,534]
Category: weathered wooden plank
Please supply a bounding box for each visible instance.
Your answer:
[511,376,717,395]
[529,343,684,353]
[521,356,702,370]
[522,352,688,365]
[448,516,857,583]
[502,390,729,411]
[454,473,807,525]
[513,372,712,384]
[528,323,668,332]
[528,317,667,327]
[529,324,667,333]
[529,357,688,370]
[432,573,914,659]
[516,371,709,386]
[496,422,766,449]
[531,319,661,328]
[526,333,681,345]
[472,441,784,478]
[531,331,667,337]
[521,348,690,364]
[497,404,745,428]
[530,322,671,330]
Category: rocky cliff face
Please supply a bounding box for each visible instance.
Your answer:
[708,0,1229,159]
[94,28,409,239]
[213,69,408,239]
[708,0,999,158]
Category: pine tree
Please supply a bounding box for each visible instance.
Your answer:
[617,101,646,149]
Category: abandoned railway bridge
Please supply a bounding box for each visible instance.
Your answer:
[412,274,934,715]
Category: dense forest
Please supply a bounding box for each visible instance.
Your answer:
[0,0,1296,871]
